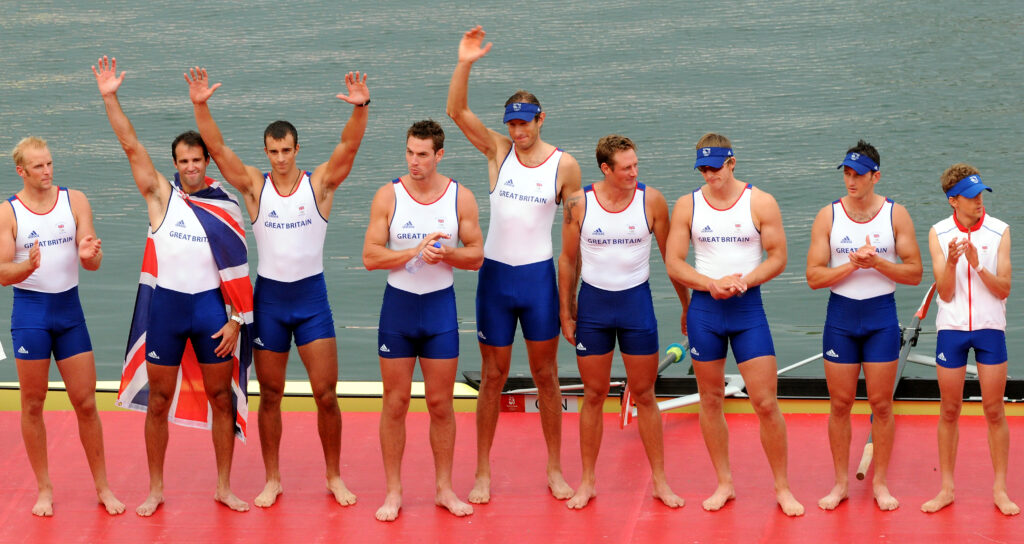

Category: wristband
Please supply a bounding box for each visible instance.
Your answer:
[974,264,984,275]
[356,99,371,107]
[230,314,244,325]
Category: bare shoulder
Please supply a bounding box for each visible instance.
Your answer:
[750,185,778,204]
[456,181,478,203]
[671,191,694,215]
[0,200,14,227]
[558,149,580,170]
[67,188,90,206]
[371,182,395,204]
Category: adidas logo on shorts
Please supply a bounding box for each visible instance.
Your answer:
[690,346,700,356]
[937,353,946,362]
[17,346,28,354]
[148,351,160,360]
[254,337,265,347]
[477,331,487,340]
[576,342,586,351]
[826,349,839,358]
[379,344,390,353]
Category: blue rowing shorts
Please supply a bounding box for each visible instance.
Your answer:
[11,286,92,361]
[686,287,775,363]
[378,284,459,359]
[146,286,232,366]
[935,329,1007,369]
[574,281,658,356]
[476,258,559,346]
[822,292,901,364]
[253,273,335,352]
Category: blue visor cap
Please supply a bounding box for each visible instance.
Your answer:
[945,174,993,198]
[837,152,879,175]
[694,147,734,169]
[503,102,541,123]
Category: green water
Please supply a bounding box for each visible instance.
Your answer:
[2,0,1023,383]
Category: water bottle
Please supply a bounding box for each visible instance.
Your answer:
[405,241,441,274]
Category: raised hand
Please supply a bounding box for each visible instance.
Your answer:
[849,234,879,268]
[335,71,369,105]
[184,67,221,105]
[417,232,451,265]
[963,239,980,270]
[458,25,493,64]
[78,235,102,261]
[91,56,126,97]
[946,237,967,265]
[26,241,40,273]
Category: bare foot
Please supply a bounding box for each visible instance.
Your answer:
[327,477,357,506]
[98,488,126,515]
[702,484,735,511]
[995,491,1020,516]
[817,483,848,511]
[777,488,804,516]
[548,471,574,500]
[921,489,954,513]
[254,480,283,508]
[566,482,596,510]
[214,489,250,512]
[468,475,490,504]
[873,483,899,511]
[136,492,164,517]
[653,482,685,508]
[31,488,53,517]
[375,492,402,522]
[436,488,473,517]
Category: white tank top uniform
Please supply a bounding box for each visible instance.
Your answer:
[690,184,762,282]
[387,178,460,295]
[252,172,328,282]
[484,145,560,266]
[579,183,652,291]
[10,187,79,293]
[934,212,1008,332]
[829,198,897,299]
[151,188,221,294]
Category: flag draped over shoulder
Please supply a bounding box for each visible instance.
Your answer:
[117,175,254,441]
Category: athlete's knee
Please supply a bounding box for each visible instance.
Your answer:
[866,395,893,420]
[829,395,855,417]
[425,393,454,418]
[699,390,725,412]
[630,387,658,409]
[20,393,46,418]
[938,399,962,423]
[480,362,511,388]
[313,388,340,413]
[68,391,98,418]
[147,391,173,417]
[381,391,410,417]
[749,395,781,418]
[529,360,559,387]
[982,400,1006,425]
[205,387,233,414]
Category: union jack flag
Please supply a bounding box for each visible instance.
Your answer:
[117,175,253,440]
